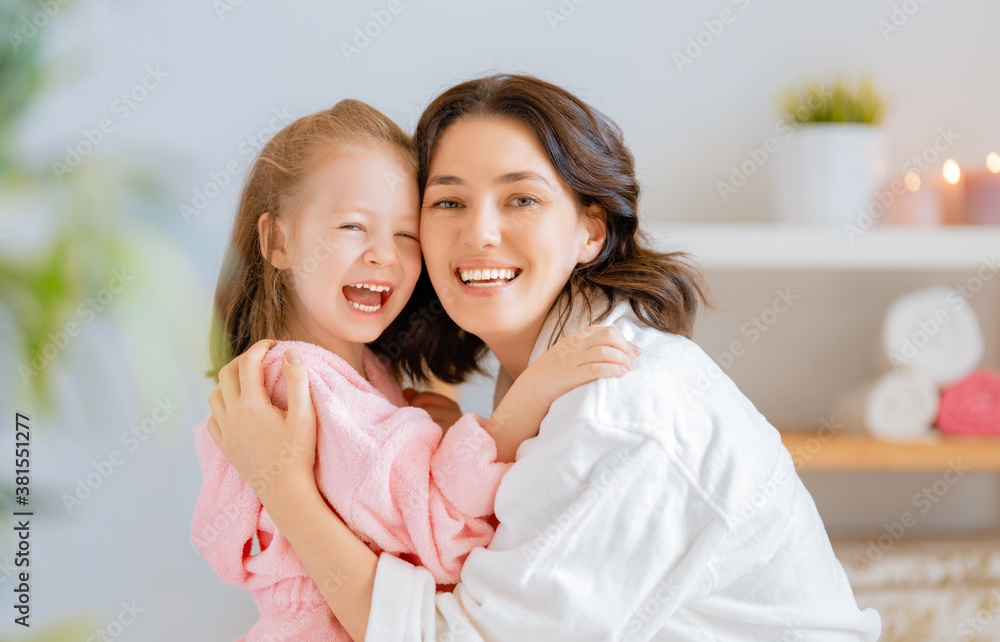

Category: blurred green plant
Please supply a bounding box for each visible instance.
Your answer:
[781,77,886,125]
[0,0,47,174]
[0,0,172,410]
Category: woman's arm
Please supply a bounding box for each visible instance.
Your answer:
[207,341,376,641]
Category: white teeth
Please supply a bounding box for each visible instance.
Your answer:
[349,301,382,312]
[349,283,390,292]
[459,268,518,283]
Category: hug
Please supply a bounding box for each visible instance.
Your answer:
[193,73,881,641]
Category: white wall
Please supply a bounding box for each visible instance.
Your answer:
[6,0,999,638]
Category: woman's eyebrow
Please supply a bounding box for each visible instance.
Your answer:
[425,175,464,187]
[496,171,551,187]
[425,172,553,188]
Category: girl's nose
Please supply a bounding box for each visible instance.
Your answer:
[364,234,398,267]
[459,203,501,250]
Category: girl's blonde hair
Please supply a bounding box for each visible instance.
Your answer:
[208,99,417,380]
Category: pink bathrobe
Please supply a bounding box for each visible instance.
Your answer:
[191,341,512,641]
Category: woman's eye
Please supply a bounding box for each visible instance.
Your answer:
[511,195,537,207]
[430,199,461,209]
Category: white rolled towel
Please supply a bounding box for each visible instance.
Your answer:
[835,369,940,440]
[881,286,984,386]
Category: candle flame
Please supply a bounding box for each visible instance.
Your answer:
[903,172,921,192]
[943,159,961,185]
[988,152,1000,174]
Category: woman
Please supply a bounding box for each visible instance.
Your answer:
[207,74,881,640]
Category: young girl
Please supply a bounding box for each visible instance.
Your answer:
[190,99,641,641]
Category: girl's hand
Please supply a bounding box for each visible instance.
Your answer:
[526,324,641,409]
[487,324,640,462]
[402,389,463,433]
[206,340,318,503]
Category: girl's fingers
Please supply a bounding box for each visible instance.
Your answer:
[570,326,641,361]
[281,347,314,426]
[576,345,636,370]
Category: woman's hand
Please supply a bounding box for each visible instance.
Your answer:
[206,339,318,503]
[402,388,463,433]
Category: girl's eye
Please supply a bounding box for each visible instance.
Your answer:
[511,195,537,207]
[396,232,420,241]
[340,223,363,231]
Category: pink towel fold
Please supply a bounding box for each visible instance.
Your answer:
[191,341,512,641]
[936,369,1000,436]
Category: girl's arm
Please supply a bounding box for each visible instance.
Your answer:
[399,325,640,462]
[486,324,641,462]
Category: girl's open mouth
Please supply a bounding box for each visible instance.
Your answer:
[343,282,392,313]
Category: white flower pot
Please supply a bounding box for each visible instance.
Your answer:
[772,124,887,226]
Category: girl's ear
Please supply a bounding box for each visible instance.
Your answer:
[577,204,608,265]
[258,212,291,270]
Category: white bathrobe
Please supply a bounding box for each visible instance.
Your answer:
[365,297,881,641]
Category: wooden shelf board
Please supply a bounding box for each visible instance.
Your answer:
[646,223,1000,271]
[779,429,1000,471]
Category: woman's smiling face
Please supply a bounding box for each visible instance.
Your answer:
[419,117,604,356]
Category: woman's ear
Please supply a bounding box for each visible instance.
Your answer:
[577,204,608,264]
[258,212,291,270]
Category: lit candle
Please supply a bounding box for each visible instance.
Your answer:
[937,158,965,225]
[965,152,1000,224]
[885,171,943,225]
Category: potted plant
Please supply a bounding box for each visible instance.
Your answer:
[772,77,887,226]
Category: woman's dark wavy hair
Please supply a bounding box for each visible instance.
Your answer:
[385,74,710,385]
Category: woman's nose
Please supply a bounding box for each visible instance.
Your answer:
[459,203,501,250]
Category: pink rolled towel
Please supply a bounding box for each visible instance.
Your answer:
[192,341,512,641]
[936,369,1000,436]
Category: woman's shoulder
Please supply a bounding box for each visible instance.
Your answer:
[567,313,790,502]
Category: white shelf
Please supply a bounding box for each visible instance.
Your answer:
[645,223,999,271]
